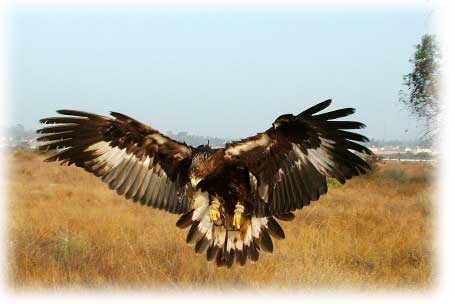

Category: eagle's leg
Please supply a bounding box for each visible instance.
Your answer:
[209,194,222,225]
[233,202,245,230]
[232,180,248,230]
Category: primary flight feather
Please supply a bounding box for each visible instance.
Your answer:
[37,99,372,268]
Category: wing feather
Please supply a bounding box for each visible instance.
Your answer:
[225,99,372,217]
[37,110,193,214]
[297,99,332,117]
[135,165,154,204]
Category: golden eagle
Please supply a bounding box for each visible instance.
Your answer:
[37,99,371,268]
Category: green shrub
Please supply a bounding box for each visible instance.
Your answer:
[327,177,344,189]
[53,237,83,264]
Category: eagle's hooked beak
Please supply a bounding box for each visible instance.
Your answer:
[191,177,202,189]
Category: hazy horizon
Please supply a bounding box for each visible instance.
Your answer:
[10,6,430,141]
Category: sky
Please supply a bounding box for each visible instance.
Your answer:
[9,6,431,141]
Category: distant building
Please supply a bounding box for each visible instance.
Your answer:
[0,135,17,148]
[416,147,433,154]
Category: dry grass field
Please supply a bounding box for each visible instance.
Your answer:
[7,150,434,291]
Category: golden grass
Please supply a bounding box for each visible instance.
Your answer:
[7,150,434,291]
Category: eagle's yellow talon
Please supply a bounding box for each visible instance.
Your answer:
[209,207,220,222]
[233,203,245,230]
[233,213,242,230]
[209,196,221,223]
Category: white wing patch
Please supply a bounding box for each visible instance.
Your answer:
[225,133,271,157]
[190,190,214,243]
[292,137,336,176]
[192,190,210,220]
[81,140,184,208]
[256,138,337,204]
[192,190,210,209]
[85,141,154,179]
[251,217,268,238]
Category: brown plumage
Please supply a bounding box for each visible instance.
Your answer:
[37,99,372,267]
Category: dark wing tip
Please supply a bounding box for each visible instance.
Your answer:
[312,107,357,121]
[110,111,130,120]
[56,109,75,115]
[329,121,366,130]
[275,212,295,221]
[357,133,370,142]
[323,98,332,105]
[318,99,332,108]
[56,109,90,117]
[363,146,373,155]
[298,99,333,117]
[39,118,50,124]
[345,107,356,115]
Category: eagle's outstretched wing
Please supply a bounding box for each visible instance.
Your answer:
[224,99,372,217]
[37,110,193,214]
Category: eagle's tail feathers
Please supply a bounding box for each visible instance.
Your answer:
[176,207,287,267]
[175,210,194,228]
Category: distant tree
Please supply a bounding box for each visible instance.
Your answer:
[399,34,441,140]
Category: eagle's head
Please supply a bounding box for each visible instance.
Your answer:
[189,152,216,189]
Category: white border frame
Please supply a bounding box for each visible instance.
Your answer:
[1,0,453,303]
